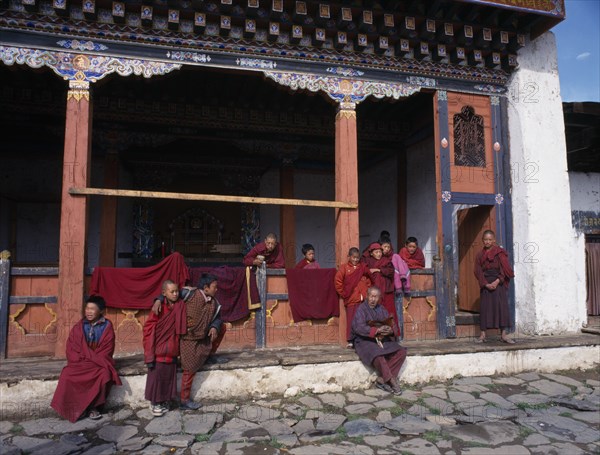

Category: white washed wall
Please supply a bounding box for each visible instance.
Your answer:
[405,138,437,267]
[507,31,584,334]
[358,155,398,253]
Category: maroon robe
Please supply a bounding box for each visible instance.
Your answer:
[365,255,398,335]
[335,261,372,342]
[399,247,426,269]
[474,245,515,330]
[351,301,406,383]
[51,319,121,422]
[295,259,321,269]
[243,241,285,268]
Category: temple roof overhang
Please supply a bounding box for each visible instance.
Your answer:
[0,0,564,88]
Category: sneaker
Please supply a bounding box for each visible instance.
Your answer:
[88,408,102,420]
[180,400,202,410]
[151,404,167,417]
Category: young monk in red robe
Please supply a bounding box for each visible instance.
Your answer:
[51,295,121,422]
[144,280,186,417]
[399,237,426,269]
[474,230,515,344]
[365,242,399,336]
[335,247,372,348]
[295,243,320,269]
[243,233,285,268]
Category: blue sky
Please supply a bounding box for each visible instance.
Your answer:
[553,0,600,102]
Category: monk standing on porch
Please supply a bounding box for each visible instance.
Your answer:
[51,295,121,422]
[474,230,515,344]
[180,273,224,410]
[243,232,285,268]
[335,247,372,348]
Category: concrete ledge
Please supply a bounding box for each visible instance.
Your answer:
[1,334,598,419]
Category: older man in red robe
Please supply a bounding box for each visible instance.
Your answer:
[51,295,122,422]
[243,233,285,268]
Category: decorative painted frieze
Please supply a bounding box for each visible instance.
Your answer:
[0,46,181,84]
[264,71,421,109]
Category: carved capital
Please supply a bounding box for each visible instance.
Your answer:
[264,71,421,109]
[0,46,182,86]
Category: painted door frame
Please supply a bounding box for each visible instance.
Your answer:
[434,91,515,338]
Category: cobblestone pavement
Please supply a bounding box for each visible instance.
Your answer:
[1,368,599,454]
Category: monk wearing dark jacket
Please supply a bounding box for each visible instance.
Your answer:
[179,273,224,410]
[51,295,121,422]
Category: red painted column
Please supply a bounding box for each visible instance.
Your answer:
[335,104,359,346]
[279,165,296,268]
[55,80,93,358]
[99,151,119,267]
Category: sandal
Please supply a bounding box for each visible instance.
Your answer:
[88,409,102,420]
[376,382,393,393]
[501,338,516,344]
[475,337,486,343]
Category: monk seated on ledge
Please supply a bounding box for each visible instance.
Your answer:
[350,286,407,395]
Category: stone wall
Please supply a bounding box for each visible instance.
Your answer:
[507,31,585,334]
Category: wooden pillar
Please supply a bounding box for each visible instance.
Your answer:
[335,103,359,346]
[99,151,119,267]
[55,80,92,358]
[279,165,296,268]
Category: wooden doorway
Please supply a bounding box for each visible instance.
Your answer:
[457,205,496,312]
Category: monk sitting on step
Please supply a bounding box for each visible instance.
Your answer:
[351,286,407,395]
[51,295,122,422]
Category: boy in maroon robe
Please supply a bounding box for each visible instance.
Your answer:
[335,247,372,347]
[143,280,186,417]
[243,233,285,268]
[295,243,320,269]
[399,237,426,269]
[365,242,399,336]
[51,295,121,422]
[351,287,407,395]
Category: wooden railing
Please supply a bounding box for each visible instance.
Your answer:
[0,253,449,359]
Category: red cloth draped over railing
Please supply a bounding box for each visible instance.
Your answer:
[90,253,190,309]
[189,267,258,322]
[286,268,339,323]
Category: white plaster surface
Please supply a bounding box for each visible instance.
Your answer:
[507,32,584,334]
[2,345,597,419]
[569,172,600,212]
[405,138,437,267]
[359,155,398,252]
[294,171,336,268]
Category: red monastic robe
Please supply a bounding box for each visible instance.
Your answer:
[51,319,122,423]
[295,259,321,269]
[334,262,372,307]
[243,242,285,268]
[143,300,187,364]
[399,247,426,269]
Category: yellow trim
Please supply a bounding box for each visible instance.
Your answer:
[246,266,261,310]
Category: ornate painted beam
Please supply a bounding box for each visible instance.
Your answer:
[0,45,181,83]
[264,71,422,110]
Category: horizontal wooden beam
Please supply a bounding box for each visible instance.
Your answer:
[9,296,57,304]
[69,188,358,209]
